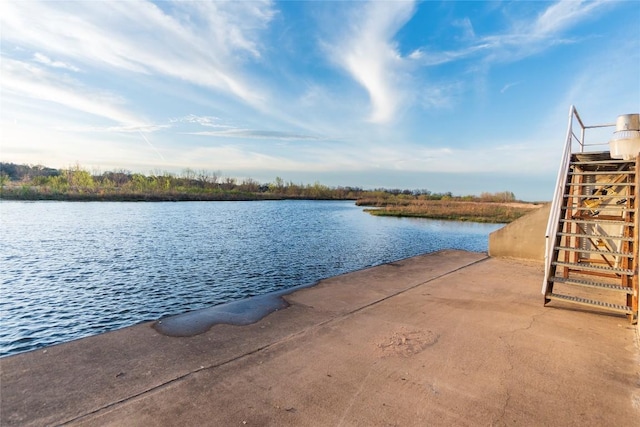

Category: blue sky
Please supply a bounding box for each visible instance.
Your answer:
[1,1,638,201]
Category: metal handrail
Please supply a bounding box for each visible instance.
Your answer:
[541,106,616,294]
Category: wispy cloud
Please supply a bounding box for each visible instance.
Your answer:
[478,0,609,63]
[500,82,520,94]
[407,43,491,66]
[33,53,80,72]
[54,124,170,134]
[1,58,148,127]
[0,0,276,107]
[453,17,476,40]
[322,0,608,123]
[170,115,234,129]
[187,129,322,141]
[324,1,416,124]
[418,83,463,109]
[532,0,604,36]
[170,114,322,141]
[411,0,609,68]
[138,130,166,162]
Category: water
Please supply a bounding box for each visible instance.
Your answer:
[0,200,502,356]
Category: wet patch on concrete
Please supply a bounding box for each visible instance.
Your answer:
[153,285,313,337]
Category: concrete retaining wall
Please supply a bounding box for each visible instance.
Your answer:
[488,204,550,262]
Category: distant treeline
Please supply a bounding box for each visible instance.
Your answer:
[0,162,517,203]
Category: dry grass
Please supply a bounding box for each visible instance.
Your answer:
[360,200,543,223]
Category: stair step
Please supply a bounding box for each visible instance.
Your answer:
[569,171,635,176]
[572,150,614,158]
[562,214,634,222]
[573,214,635,221]
[553,246,634,257]
[571,152,638,164]
[566,207,635,214]
[560,218,630,225]
[552,261,634,275]
[556,232,633,241]
[566,182,634,187]
[564,194,632,200]
[549,277,634,294]
[545,293,633,314]
[571,159,636,165]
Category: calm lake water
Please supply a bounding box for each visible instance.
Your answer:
[0,200,502,356]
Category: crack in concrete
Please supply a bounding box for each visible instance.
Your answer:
[492,310,547,425]
[336,363,377,427]
[492,335,514,426]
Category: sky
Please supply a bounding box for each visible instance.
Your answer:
[1,1,639,201]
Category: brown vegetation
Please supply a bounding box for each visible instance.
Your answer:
[357,196,541,223]
[0,163,362,201]
[0,162,539,222]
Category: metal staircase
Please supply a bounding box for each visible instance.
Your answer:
[542,107,639,323]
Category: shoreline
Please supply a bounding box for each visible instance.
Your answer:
[0,191,342,202]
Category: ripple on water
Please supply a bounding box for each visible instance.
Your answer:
[0,200,502,356]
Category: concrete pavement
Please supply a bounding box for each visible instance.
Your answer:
[1,250,639,426]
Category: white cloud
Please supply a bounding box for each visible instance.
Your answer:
[182,0,276,59]
[0,0,276,107]
[500,82,520,94]
[187,129,321,141]
[33,53,80,72]
[481,0,609,63]
[1,58,148,127]
[410,1,609,68]
[324,1,416,124]
[532,0,604,36]
[418,83,463,109]
[453,17,476,40]
[170,115,234,129]
[138,130,166,162]
[169,114,322,141]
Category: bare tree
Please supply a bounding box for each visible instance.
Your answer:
[221,176,237,190]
